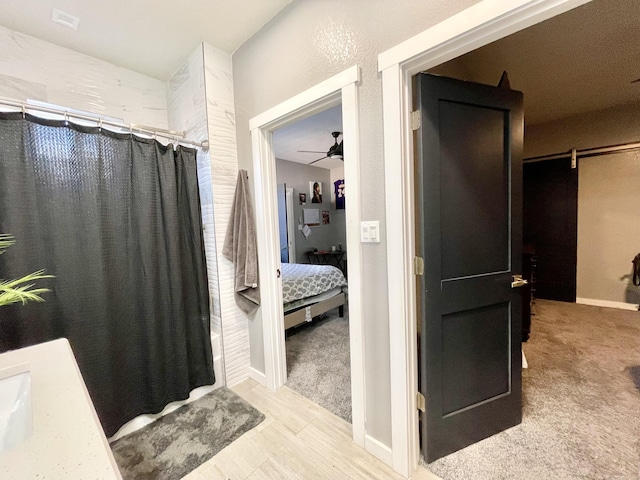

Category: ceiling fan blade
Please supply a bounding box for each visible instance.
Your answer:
[298,150,327,153]
[308,156,328,165]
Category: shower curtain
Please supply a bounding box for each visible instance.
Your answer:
[0,112,214,437]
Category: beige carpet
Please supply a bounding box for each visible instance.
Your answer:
[427,299,640,480]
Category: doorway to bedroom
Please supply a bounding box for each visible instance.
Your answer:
[272,104,352,423]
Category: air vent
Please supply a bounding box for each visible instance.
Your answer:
[51,9,80,31]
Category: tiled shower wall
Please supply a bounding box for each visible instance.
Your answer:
[166,45,226,388]
[202,43,250,387]
[0,25,167,127]
[0,25,250,389]
[167,42,249,388]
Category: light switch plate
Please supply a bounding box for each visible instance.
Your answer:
[361,221,380,243]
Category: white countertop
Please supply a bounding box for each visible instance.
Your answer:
[0,338,122,479]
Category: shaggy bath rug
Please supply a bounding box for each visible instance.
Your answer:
[425,299,640,480]
[110,387,264,480]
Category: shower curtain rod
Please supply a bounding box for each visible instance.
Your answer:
[0,97,209,150]
[523,140,640,164]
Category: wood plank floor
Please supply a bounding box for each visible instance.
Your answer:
[183,379,440,480]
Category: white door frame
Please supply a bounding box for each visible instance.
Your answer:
[377,0,592,476]
[249,65,366,446]
[285,187,296,263]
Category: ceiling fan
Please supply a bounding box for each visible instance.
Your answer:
[299,131,343,165]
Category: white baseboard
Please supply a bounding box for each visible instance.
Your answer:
[576,297,639,311]
[365,434,393,468]
[248,367,267,387]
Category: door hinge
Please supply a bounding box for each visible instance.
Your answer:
[417,392,426,412]
[411,110,421,131]
[571,148,577,169]
[414,256,424,276]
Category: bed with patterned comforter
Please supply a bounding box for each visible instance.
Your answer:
[281,263,347,327]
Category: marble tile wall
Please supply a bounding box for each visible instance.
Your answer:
[167,45,223,341]
[0,25,246,388]
[203,43,249,387]
[0,25,167,128]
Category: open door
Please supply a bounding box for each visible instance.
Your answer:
[415,73,525,462]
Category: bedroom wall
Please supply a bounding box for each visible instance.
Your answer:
[0,25,167,127]
[525,103,640,308]
[232,0,481,450]
[276,159,345,262]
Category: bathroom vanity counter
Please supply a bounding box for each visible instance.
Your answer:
[0,338,122,479]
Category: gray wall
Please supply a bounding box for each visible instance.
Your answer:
[276,159,346,262]
[526,104,640,306]
[232,0,480,448]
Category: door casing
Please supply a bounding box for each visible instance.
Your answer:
[249,66,366,450]
[377,0,592,476]
[285,187,296,263]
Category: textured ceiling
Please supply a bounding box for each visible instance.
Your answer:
[273,105,343,170]
[0,0,292,80]
[430,0,640,126]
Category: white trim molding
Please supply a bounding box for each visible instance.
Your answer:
[378,0,592,477]
[576,298,639,311]
[365,435,393,469]
[248,367,267,386]
[249,65,366,448]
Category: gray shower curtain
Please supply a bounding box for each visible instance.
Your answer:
[0,112,214,437]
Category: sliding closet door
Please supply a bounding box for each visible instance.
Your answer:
[523,159,578,302]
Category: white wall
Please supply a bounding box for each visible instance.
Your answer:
[0,25,167,128]
[232,0,480,448]
[526,103,640,308]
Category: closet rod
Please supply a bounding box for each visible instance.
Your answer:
[524,141,640,164]
[0,96,209,150]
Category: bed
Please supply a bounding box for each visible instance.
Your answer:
[281,262,347,330]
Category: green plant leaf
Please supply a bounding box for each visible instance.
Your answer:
[0,234,54,307]
[0,234,15,255]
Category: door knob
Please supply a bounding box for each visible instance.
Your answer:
[511,274,528,288]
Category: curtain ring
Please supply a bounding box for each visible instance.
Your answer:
[64,111,69,125]
[21,105,26,119]
[98,118,103,132]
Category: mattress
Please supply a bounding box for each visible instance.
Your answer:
[281,263,347,304]
[283,286,343,313]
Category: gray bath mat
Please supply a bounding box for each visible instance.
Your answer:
[110,387,265,479]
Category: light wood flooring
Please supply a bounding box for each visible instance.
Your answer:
[183,379,440,480]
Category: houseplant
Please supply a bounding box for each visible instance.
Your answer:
[0,234,52,307]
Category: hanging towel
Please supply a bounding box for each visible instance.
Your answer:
[223,170,260,314]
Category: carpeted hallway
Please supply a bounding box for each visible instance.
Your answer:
[284,309,352,423]
[427,299,640,480]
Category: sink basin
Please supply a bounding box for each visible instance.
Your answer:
[0,363,32,452]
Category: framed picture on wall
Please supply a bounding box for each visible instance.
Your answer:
[299,193,307,205]
[310,181,322,203]
[322,211,330,224]
[334,178,345,209]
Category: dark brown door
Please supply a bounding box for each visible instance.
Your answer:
[523,159,578,302]
[415,73,525,462]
